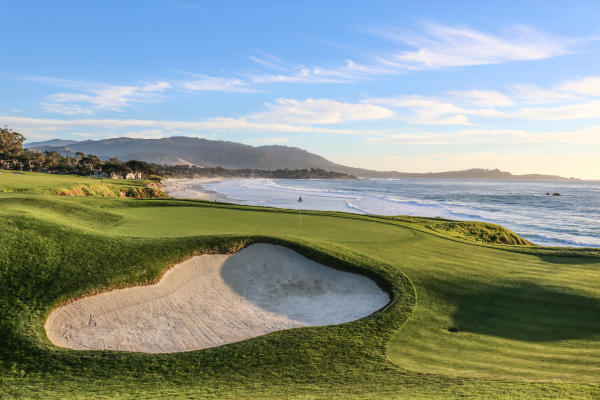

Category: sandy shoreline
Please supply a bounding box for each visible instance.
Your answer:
[45,244,388,353]
[162,177,227,201]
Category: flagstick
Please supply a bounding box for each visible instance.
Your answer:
[298,195,303,227]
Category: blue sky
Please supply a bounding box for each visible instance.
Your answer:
[2,1,600,178]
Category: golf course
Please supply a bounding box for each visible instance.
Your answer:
[1,171,599,399]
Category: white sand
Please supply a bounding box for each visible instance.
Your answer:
[162,178,224,201]
[45,244,389,353]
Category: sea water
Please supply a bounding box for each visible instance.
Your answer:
[202,178,600,247]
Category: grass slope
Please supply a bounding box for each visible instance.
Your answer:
[0,174,599,399]
[0,169,165,198]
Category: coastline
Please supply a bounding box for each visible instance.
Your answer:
[162,177,228,201]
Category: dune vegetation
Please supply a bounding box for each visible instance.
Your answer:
[1,172,599,399]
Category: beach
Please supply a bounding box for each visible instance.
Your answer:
[162,177,226,201]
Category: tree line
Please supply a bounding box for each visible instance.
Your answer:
[150,164,355,179]
[0,127,154,178]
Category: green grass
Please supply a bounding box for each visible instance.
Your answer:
[0,169,164,198]
[0,173,599,399]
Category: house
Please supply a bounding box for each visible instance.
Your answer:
[124,171,143,180]
[90,170,107,179]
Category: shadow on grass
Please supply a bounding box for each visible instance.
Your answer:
[535,254,600,265]
[450,282,600,342]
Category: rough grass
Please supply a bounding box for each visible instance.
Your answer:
[0,174,599,399]
[425,220,533,245]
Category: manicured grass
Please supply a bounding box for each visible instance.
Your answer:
[0,174,599,399]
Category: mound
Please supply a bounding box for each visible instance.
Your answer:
[45,244,389,353]
[426,220,533,245]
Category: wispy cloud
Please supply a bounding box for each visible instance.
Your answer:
[510,76,600,104]
[18,75,172,114]
[182,23,585,91]
[557,76,600,97]
[248,51,292,71]
[250,98,395,125]
[180,74,257,92]
[0,115,364,136]
[40,102,95,115]
[365,95,472,125]
[364,74,600,124]
[366,23,577,69]
[14,23,589,110]
[449,89,514,107]
[363,126,600,145]
[515,101,600,120]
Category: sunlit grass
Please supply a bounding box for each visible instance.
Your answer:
[0,173,599,399]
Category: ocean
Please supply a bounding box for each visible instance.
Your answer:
[200,178,600,248]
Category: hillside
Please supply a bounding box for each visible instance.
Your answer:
[27,137,340,171]
[26,136,578,180]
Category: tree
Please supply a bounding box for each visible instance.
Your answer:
[0,127,25,159]
[43,151,62,170]
[79,154,101,171]
[126,160,152,177]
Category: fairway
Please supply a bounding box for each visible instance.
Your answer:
[1,175,599,399]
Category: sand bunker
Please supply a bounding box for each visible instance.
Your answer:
[45,244,389,353]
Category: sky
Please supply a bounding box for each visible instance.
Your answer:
[1,1,600,179]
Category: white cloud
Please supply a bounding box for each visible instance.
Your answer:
[31,76,172,114]
[366,75,600,123]
[180,23,584,92]
[450,89,514,106]
[245,23,581,86]
[366,96,471,125]
[557,76,600,97]
[250,98,395,125]
[516,101,600,120]
[0,114,363,136]
[248,51,291,71]
[120,129,167,139]
[41,102,94,115]
[510,75,600,104]
[363,127,600,145]
[369,23,576,69]
[180,75,256,92]
[248,66,355,85]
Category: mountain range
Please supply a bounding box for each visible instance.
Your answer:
[24,137,578,181]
